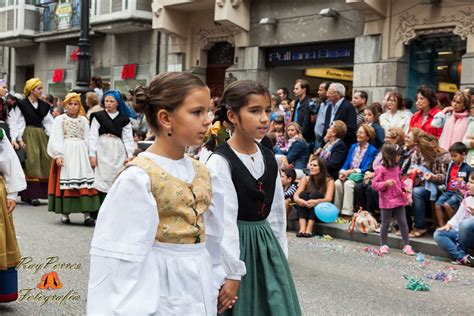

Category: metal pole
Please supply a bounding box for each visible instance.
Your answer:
[72,0,92,101]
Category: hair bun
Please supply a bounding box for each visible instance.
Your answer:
[132,85,149,113]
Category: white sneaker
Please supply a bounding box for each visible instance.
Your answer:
[380,245,389,254]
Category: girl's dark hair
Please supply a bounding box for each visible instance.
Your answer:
[381,144,401,168]
[416,85,437,108]
[91,76,103,89]
[133,72,207,133]
[306,157,330,195]
[388,92,403,110]
[217,80,271,126]
[365,104,380,123]
[402,97,413,110]
[282,168,297,184]
[436,92,451,109]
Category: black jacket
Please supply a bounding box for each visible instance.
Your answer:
[292,96,316,143]
[323,98,357,147]
[324,140,348,180]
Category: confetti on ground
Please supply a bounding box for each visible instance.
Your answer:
[404,275,430,291]
[363,246,383,257]
[416,253,425,262]
[426,271,448,282]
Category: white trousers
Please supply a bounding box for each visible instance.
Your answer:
[334,179,356,216]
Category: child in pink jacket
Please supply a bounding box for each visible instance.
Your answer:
[372,144,415,256]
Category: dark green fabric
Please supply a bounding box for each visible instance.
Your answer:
[48,195,100,214]
[224,220,301,316]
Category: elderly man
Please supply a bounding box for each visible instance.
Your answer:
[323,83,357,146]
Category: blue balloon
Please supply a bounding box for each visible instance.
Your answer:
[314,202,339,223]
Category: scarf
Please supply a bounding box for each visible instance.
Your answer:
[103,90,137,119]
[63,92,87,117]
[441,111,469,150]
[24,78,41,96]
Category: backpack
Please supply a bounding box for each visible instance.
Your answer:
[347,208,378,234]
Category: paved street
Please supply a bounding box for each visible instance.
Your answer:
[1,201,474,315]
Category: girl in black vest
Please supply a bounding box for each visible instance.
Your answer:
[88,90,135,204]
[8,78,53,206]
[206,80,301,315]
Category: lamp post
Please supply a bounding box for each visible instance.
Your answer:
[72,0,92,102]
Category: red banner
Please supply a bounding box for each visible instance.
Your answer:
[52,69,64,83]
[121,64,137,80]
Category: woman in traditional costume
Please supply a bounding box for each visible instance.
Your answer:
[88,90,135,203]
[47,92,100,226]
[0,128,26,302]
[87,72,225,314]
[8,78,53,206]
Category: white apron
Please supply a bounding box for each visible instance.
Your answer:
[93,134,127,193]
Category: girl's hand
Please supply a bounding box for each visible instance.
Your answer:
[218,279,240,314]
[6,199,16,213]
[11,140,20,150]
[442,106,453,114]
[55,157,64,167]
[385,179,395,187]
[90,157,97,169]
[436,223,452,231]
[19,140,27,149]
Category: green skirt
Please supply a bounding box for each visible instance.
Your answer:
[24,126,52,180]
[225,220,301,316]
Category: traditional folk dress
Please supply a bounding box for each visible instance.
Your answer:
[47,113,100,216]
[207,142,301,316]
[89,110,134,196]
[87,152,225,315]
[8,97,53,200]
[0,129,27,302]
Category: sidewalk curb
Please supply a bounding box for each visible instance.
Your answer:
[290,220,450,258]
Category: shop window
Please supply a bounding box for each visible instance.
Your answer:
[407,34,466,99]
[114,79,146,95]
[48,83,72,99]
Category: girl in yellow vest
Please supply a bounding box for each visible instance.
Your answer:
[87,72,225,315]
[206,80,301,315]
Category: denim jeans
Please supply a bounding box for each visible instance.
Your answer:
[434,229,466,260]
[412,186,430,229]
[459,218,474,252]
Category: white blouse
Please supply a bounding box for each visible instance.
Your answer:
[205,145,288,281]
[0,130,26,199]
[47,114,90,159]
[379,110,411,134]
[7,101,53,141]
[88,111,134,158]
[89,151,226,290]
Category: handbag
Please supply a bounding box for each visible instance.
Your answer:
[348,172,364,183]
[347,207,378,234]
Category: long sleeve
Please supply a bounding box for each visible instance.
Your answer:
[42,111,54,136]
[206,161,227,289]
[447,196,474,231]
[122,122,134,158]
[267,171,289,258]
[286,140,305,164]
[89,117,99,157]
[462,120,474,148]
[7,106,25,141]
[431,111,447,128]
[47,115,64,159]
[205,154,247,281]
[87,166,159,314]
[0,131,27,199]
[371,167,387,192]
[341,144,356,171]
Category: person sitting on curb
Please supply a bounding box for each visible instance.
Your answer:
[434,171,474,267]
[293,157,335,237]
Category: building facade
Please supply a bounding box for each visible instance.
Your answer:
[0,0,155,98]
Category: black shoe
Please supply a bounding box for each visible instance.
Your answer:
[465,255,474,267]
[31,199,40,206]
[21,197,32,204]
[296,232,304,238]
[84,218,96,227]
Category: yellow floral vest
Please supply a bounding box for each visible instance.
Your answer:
[129,156,212,244]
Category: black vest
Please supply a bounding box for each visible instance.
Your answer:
[92,111,130,138]
[18,98,50,127]
[214,142,277,221]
